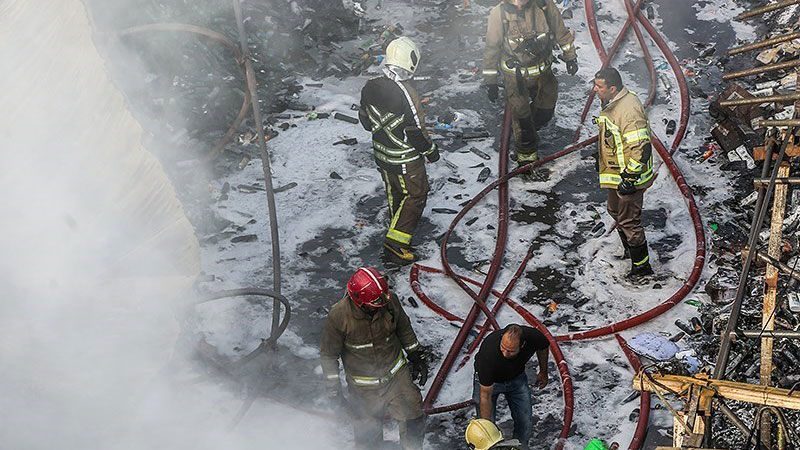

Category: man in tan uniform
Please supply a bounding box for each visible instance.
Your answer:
[320,267,430,449]
[483,0,578,166]
[592,67,654,279]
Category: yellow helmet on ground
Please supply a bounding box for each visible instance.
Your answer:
[465,419,504,450]
[385,36,421,75]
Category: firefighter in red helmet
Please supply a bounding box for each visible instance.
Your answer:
[320,267,430,449]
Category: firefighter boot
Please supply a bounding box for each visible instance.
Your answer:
[617,229,630,260]
[400,416,425,450]
[516,119,549,181]
[628,241,654,280]
[383,241,416,266]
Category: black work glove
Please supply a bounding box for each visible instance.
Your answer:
[617,172,638,195]
[593,151,599,172]
[425,144,440,163]
[486,83,499,103]
[566,59,578,76]
[407,350,430,386]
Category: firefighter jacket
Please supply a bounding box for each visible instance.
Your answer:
[594,88,654,190]
[320,292,421,390]
[482,0,576,85]
[358,75,438,175]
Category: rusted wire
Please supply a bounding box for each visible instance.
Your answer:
[723,59,800,80]
[737,0,800,20]
[729,31,800,55]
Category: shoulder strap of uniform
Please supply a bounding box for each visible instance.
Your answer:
[391,79,422,128]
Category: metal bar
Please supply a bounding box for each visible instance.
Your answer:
[231,0,284,342]
[744,248,800,282]
[723,59,800,80]
[737,0,800,20]
[759,119,800,126]
[719,93,800,106]
[729,31,800,55]
[713,124,792,379]
[714,398,760,447]
[733,330,800,339]
[754,177,800,186]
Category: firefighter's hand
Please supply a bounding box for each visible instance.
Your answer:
[486,83,499,103]
[566,59,578,76]
[617,172,638,195]
[425,144,440,163]
[407,350,430,386]
[536,370,549,389]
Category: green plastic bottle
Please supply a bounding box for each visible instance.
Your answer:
[584,439,609,450]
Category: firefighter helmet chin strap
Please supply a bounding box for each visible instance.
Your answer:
[383,65,413,82]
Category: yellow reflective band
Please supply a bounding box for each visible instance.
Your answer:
[326,374,339,380]
[560,42,575,52]
[599,173,622,185]
[626,158,643,173]
[350,353,407,386]
[405,342,420,352]
[482,69,498,76]
[633,255,650,266]
[346,342,374,350]
[634,166,654,186]
[517,152,539,163]
[386,229,412,245]
[500,59,551,77]
[595,115,626,168]
[623,129,650,144]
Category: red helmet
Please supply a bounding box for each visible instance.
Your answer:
[347,267,389,308]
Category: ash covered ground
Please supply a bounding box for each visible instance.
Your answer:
[71,0,800,448]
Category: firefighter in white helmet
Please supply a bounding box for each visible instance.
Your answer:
[466,419,522,449]
[358,37,439,265]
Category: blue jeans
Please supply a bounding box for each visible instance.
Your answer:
[472,371,532,449]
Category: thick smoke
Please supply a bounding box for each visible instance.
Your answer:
[0,0,339,448]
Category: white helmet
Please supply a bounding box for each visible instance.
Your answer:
[385,37,421,75]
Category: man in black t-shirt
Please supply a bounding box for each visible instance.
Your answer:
[472,324,550,450]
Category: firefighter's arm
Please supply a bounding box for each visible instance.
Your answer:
[482,6,503,85]
[320,309,345,393]
[392,293,421,354]
[544,0,577,61]
[400,88,439,161]
[358,84,373,132]
[620,111,652,176]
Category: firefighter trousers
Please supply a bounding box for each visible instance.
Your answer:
[380,162,429,248]
[349,366,425,449]
[606,188,646,247]
[502,69,558,162]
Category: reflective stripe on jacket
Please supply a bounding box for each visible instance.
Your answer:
[320,292,420,390]
[482,0,576,84]
[358,76,437,174]
[595,88,654,190]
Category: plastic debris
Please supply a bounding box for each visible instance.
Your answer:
[477,167,491,182]
[333,137,358,146]
[627,332,680,360]
[432,208,458,214]
[469,147,491,160]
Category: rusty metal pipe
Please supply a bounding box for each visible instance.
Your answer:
[732,330,800,339]
[723,59,800,80]
[754,177,800,186]
[737,0,800,20]
[729,31,800,55]
[720,93,800,106]
[759,118,800,126]
[743,248,800,282]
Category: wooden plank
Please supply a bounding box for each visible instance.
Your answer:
[632,373,800,409]
[760,164,790,384]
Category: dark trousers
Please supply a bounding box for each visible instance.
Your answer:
[606,188,646,246]
[502,69,557,159]
[380,163,429,247]
[472,371,532,449]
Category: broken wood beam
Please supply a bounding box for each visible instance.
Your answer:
[737,0,800,20]
[632,373,800,410]
[723,59,800,81]
[729,30,800,55]
[719,93,800,106]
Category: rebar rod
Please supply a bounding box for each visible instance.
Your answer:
[733,330,800,339]
[714,124,792,378]
[723,59,800,80]
[744,248,800,282]
[720,93,800,106]
[231,0,284,342]
[754,177,800,186]
[737,0,800,20]
[729,31,800,55]
[759,118,800,126]
[714,398,760,447]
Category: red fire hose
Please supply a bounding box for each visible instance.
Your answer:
[615,334,651,450]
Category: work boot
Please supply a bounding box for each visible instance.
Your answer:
[627,241,654,281]
[617,229,630,260]
[383,241,416,266]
